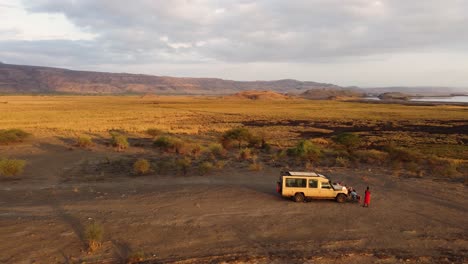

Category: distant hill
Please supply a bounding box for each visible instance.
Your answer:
[225,90,291,100]
[0,63,344,95]
[301,88,363,100]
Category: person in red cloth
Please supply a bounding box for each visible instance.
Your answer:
[363,186,371,207]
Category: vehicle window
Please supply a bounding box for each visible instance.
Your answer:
[309,179,318,188]
[321,181,331,189]
[286,178,306,188]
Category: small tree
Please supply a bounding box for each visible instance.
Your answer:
[287,140,321,162]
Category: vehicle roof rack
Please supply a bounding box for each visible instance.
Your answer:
[284,171,326,178]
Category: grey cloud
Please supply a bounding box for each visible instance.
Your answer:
[5,0,468,67]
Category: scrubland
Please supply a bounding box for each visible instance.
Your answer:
[0,95,467,263]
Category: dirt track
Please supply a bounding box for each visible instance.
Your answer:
[0,138,467,263]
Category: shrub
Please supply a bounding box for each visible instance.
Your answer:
[332,132,361,151]
[354,149,389,165]
[0,129,30,145]
[190,143,203,157]
[133,159,150,175]
[146,128,164,137]
[239,148,253,161]
[383,145,421,163]
[214,160,226,169]
[428,158,460,178]
[85,222,103,252]
[76,135,94,148]
[153,159,175,175]
[335,156,350,167]
[0,158,26,177]
[209,143,227,158]
[221,127,253,149]
[110,132,129,150]
[249,162,263,171]
[198,161,213,175]
[176,157,192,175]
[287,140,321,162]
[153,136,187,154]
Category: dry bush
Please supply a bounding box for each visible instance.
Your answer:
[239,148,253,161]
[127,251,146,264]
[85,222,103,252]
[76,135,94,148]
[146,128,164,137]
[153,136,188,154]
[176,157,192,175]
[354,149,389,165]
[221,127,253,149]
[428,158,460,178]
[249,162,263,171]
[214,160,226,169]
[0,158,26,177]
[133,159,150,175]
[0,129,30,145]
[198,161,213,175]
[335,156,350,167]
[384,145,421,163]
[209,143,227,158]
[190,143,203,157]
[110,132,129,150]
[332,132,361,151]
[153,159,175,175]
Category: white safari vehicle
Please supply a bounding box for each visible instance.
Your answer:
[276,171,348,203]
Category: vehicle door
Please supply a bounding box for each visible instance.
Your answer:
[307,179,320,197]
[318,181,335,198]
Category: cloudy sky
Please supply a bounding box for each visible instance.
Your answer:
[1,0,467,87]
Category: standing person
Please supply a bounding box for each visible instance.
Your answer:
[363,186,371,207]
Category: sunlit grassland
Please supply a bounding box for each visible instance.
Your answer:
[1,95,466,134]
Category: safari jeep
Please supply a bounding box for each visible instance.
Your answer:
[276,171,348,203]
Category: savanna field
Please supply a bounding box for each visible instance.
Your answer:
[0,95,467,263]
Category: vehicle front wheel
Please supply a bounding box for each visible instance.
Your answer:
[336,194,347,203]
[294,193,305,203]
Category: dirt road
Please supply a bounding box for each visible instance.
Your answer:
[0,139,467,263]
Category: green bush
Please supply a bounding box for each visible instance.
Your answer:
[332,132,361,151]
[133,159,150,175]
[110,132,129,150]
[198,161,213,175]
[153,136,187,154]
[287,140,321,162]
[221,127,253,149]
[0,158,26,177]
[153,159,175,174]
[76,135,94,148]
[0,129,30,145]
[146,128,164,137]
[85,222,103,252]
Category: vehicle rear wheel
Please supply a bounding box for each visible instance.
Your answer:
[294,193,305,203]
[336,194,347,203]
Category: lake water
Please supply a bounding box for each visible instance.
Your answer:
[364,96,468,103]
